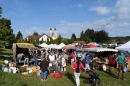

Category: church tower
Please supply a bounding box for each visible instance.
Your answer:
[54,28,57,38]
[50,28,52,37]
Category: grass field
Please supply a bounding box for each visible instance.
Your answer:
[0,49,130,86]
[0,48,12,55]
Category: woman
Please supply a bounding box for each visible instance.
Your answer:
[71,57,85,86]
[116,53,127,80]
[40,57,49,81]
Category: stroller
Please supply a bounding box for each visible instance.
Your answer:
[83,70,100,86]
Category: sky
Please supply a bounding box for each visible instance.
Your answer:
[0,0,130,38]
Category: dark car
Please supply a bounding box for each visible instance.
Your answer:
[5,43,12,49]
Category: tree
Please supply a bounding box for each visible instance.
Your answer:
[80,30,85,40]
[71,33,76,41]
[0,18,15,43]
[95,30,109,43]
[33,32,38,36]
[84,28,95,41]
[47,38,50,44]
[16,31,23,42]
[57,35,62,44]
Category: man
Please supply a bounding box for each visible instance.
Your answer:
[48,52,56,73]
[84,54,91,70]
[116,53,127,80]
[33,51,38,66]
[80,51,86,66]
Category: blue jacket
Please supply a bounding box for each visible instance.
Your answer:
[85,56,90,64]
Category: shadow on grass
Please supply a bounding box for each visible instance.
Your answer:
[98,69,117,79]
[65,72,76,86]
[0,56,13,61]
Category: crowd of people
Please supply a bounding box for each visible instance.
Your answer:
[15,48,128,86]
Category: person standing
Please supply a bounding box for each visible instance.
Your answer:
[33,51,38,66]
[70,52,76,64]
[48,52,56,72]
[56,52,62,72]
[61,55,66,72]
[80,51,86,66]
[71,57,85,86]
[84,54,91,70]
[40,57,49,81]
[116,53,127,80]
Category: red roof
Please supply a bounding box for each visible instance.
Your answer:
[74,41,86,44]
[27,34,48,40]
[27,35,41,40]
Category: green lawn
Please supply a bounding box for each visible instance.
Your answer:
[0,48,12,55]
[0,49,130,86]
[0,65,130,86]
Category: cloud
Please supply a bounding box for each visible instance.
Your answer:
[78,4,82,7]
[91,6,111,15]
[113,0,130,19]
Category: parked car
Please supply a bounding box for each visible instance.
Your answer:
[5,43,12,49]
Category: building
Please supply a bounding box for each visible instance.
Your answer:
[26,28,58,42]
[50,28,57,40]
[26,34,49,42]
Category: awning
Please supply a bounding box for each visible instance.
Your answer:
[83,48,118,52]
[16,43,36,48]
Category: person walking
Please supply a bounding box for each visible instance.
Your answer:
[40,57,49,81]
[116,53,127,80]
[71,57,85,86]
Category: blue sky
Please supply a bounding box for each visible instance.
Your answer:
[0,0,130,38]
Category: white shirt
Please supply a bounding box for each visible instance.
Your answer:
[49,55,55,62]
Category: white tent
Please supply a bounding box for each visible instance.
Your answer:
[46,44,53,48]
[51,44,58,49]
[39,43,48,47]
[57,42,66,49]
[116,40,130,52]
[88,42,99,46]
[83,48,118,52]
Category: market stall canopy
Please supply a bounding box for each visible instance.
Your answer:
[46,44,53,48]
[88,42,99,46]
[57,43,66,49]
[62,45,76,49]
[83,48,118,52]
[83,44,98,48]
[51,44,58,49]
[116,40,130,53]
[39,43,48,47]
[16,43,36,48]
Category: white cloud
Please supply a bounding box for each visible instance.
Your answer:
[91,6,111,15]
[78,4,82,7]
[113,0,130,19]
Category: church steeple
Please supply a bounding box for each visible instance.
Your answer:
[54,28,57,38]
[50,27,52,37]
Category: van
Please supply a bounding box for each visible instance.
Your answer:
[12,43,36,62]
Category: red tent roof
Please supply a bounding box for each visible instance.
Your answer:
[83,44,98,48]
